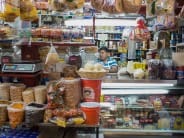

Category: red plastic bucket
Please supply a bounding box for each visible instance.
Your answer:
[80,102,100,125]
[81,79,102,102]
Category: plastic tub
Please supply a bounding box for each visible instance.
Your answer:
[81,79,102,102]
[80,102,100,125]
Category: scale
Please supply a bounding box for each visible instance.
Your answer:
[2,60,42,73]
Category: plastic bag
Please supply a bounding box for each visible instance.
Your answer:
[50,0,66,11]
[20,0,38,21]
[1,0,20,22]
[157,15,177,30]
[155,0,175,15]
[65,0,85,10]
[146,0,156,17]
[91,0,104,11]
[45,45,59,65]
[102,0,123,14]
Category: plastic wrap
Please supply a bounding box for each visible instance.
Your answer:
[34,86,47,104]
[22,88,35,105]
[7,102,24,128]
[0,83,10,101]
[45,45,59,65]
[10,84,26,102]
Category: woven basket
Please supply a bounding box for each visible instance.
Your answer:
[77,71,107,79]
[122,0,142,13]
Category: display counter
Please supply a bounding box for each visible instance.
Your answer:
[100,78,184,137]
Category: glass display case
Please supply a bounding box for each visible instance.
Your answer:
[100,79,184,137]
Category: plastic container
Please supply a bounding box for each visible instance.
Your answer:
[81,79,102,102]
[80,102,100,125]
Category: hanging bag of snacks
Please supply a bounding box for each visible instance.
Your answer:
[102,0,124,14]
[20,0,38,21]
[130,17,150,41]
[0,0,20,22]
[91,0,104,11]
[65,0,85,10]
[50,0,66,11]
[45,44,59,65]
[122,0,142,13]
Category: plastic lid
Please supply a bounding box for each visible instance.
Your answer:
[80,102,100,108]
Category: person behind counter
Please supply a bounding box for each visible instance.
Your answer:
[97,47,118,73]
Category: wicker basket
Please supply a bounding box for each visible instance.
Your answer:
[77,71,107,79]
[122,0,142,13]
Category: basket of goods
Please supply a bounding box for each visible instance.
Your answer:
[25,103,45,126]
[34,86,47,104]
[77,62,107,79]
[0,83,11,101]
[0,103,8,126]
[7,102,25,128]
[10,84,26,102]
[122,0,142,13]
[22,88,35,105]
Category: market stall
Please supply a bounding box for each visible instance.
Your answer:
[0,0,184,138]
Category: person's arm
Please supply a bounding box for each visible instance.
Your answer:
[108,66,118,73]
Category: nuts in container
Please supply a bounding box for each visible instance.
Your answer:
[10,84,26,102]
[34,86,47,104]
[0,83,11,101]
[22,88,35,105]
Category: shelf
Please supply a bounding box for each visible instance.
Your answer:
[96,32,122,34]
[18,41,96,47]
[100,129,184,135]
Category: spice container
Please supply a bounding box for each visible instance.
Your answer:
[0,83,11,101]
[25,103,45,126]
[22,88,35,104]
[63,78,82,108]
[8,102,25,129]
[10,84,26,102]
[34,86,47,104]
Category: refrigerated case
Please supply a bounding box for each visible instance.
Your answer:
[100,79,184,137]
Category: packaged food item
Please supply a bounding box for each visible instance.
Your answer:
[44,109,53,123]
[25,103,45,126]
[49,116,66,127]
[10,84,26,102]
[91,0,104,11]
[122,0,142,13]
[67,117,85,125]
[158,118,170,130]
[45,45,59,65]
[0,104,8,126]
[51,0,66,11]
[146,0,156,17]
[161,59,176,80]
[1,0,20,22]
[62,78,82,108]
[52,108,83,118]
[153,98,162,111]
[7,102,24,128]
[65,0,85,10]
[34,85,47,104]
[102,0,123,14]
[20,0,38,21]
[35,0,49,10]
[148,59,162,80]
[22,88,35,104]
[0,83,10,101]
[155,0,175,16]
[63,65,79,78]
[130,17,150,41]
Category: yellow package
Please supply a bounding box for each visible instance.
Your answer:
[3,0,20,22]
[20,0,38,21]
